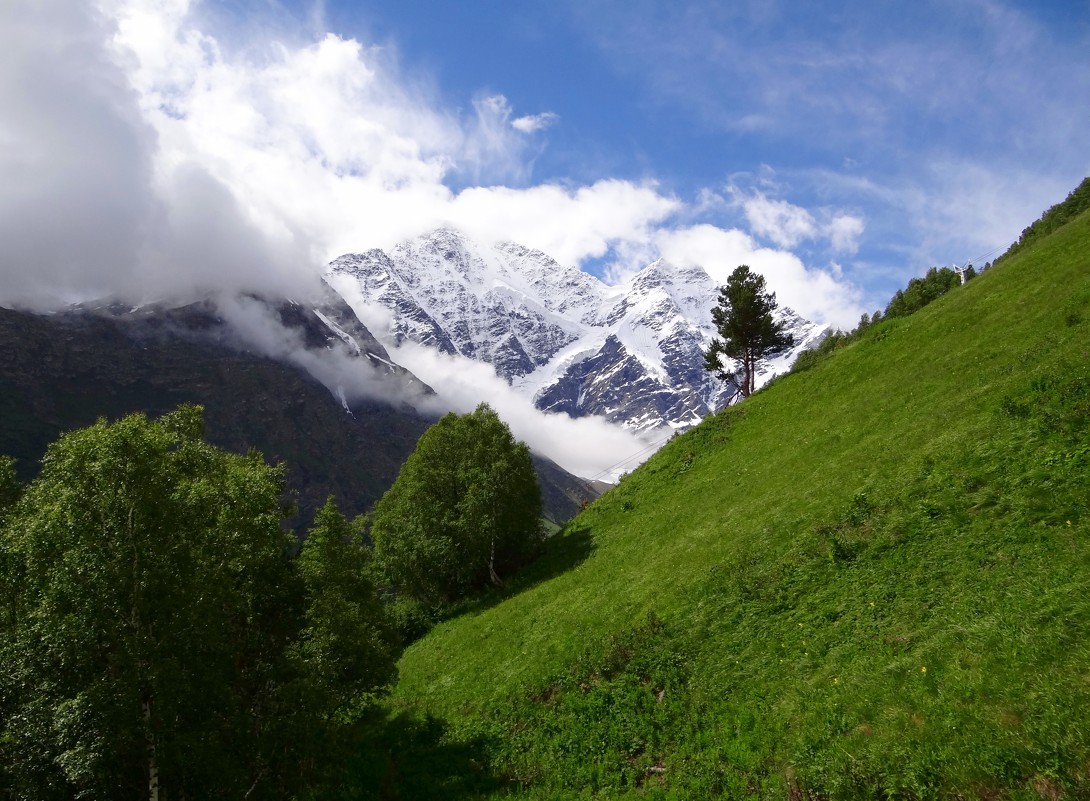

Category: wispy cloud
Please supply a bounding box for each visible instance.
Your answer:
[563,0,1088,300]
[391,342,660,479]
[567,0,1088,160]
[512,111,559,134]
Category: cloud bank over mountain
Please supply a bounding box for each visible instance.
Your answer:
[4,0,1082,478]
[0,0,866,328]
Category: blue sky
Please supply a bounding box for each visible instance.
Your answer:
[2,0,1088,326]
[317,0,1090,291]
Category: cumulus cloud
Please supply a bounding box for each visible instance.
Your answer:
[98,0,694,274]
[450,180,680,269]
[1,0,862,322]
[653,225,864,328]
[0,0,316,309]
[736,192,818,248]
[0,0,869,473]
[730,188,865,255]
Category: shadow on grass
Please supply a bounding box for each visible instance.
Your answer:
[391,524,597,646]
[522,523,597,588]
[454,523,597,618]
[344,709,504,800]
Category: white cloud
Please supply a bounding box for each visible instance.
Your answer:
[653,224,864,329]
[511,111,559,134]
[0,0,870,457]
[450,180,680,269]
[0,0,863,330]
[96,1,688,275]
[213,293,423,407]
[827,214,865,255]
[735,191,818,248]
[390,342,660,479]
[729,187,865,255]
[0,0,315,309]
[460,94,533,183]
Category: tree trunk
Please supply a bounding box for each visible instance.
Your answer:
[144,698,159,801]
[488,539,503,586]
[742,349,756,397]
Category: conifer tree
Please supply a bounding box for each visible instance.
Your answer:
[704,265,795,397]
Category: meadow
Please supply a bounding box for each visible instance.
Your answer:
[389,198,1090,798]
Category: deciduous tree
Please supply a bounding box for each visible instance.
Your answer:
[291,498,399,715]
[370,403,543,606]
[0,407,398,800]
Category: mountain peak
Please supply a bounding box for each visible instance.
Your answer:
[324,229,825,432]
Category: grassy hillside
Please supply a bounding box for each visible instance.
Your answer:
[390,206,1090,798]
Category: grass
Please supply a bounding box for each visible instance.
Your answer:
[385,206,1090,799]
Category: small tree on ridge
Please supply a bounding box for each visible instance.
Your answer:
[703,265,795,398]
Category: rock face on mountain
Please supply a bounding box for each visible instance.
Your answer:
[326,229,826,433]
[0,300,598,526]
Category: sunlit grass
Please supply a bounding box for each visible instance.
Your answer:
[390,209,1090,798]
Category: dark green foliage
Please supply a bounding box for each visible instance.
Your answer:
[0,408,400,800]
[0,406,296,798]
[0,304,596,527]
[704,265,795,397]
[0,456,18,516]
[383,595,442,645]
[884,266,963,319]
[1001,175,1090,261]
[292,499,400,715]
[341,709,502,801]
[371,403,544,607]
[0,306,435,529]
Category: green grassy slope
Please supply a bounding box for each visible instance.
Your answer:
[392,208,1090,798]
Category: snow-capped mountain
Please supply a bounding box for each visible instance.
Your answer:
[325,229,826,433]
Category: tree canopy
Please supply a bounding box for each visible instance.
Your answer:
[370,403,543,607]
[704,265,795,398]
[0,407,398,800]
[291,498,399,716]
[883,266,964,319]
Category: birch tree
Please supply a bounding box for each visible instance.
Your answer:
[0,407,390,799]
[370,404,543,606]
